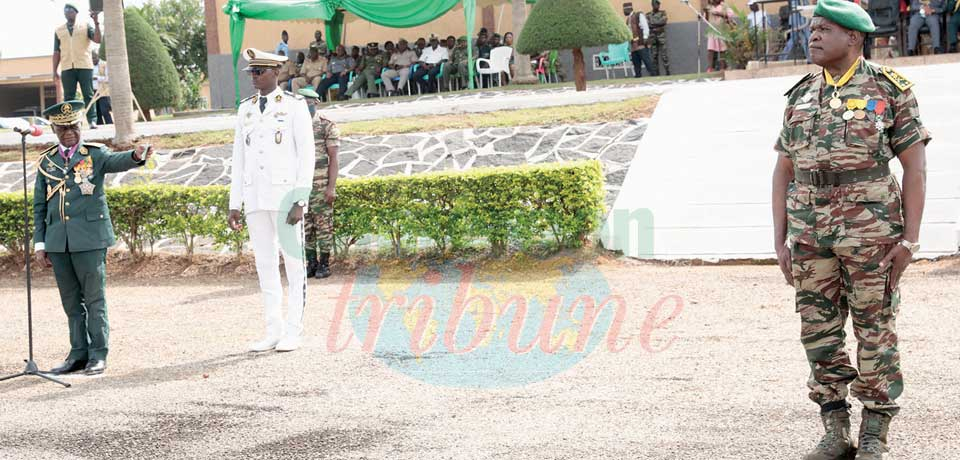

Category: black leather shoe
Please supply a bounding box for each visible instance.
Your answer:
[49,359,87,375]
[84,360,106,376]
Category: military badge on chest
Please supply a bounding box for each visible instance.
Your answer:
[274,112,287,144]
[74,157,96,195]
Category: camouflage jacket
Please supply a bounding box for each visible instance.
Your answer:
[775,60,931,248]
[647,10,668,35]
[451,46,470,65]
[312,114,341,175]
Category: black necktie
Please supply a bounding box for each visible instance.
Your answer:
[259,97,267,113]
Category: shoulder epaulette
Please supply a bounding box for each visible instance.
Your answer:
[284,90,304,100]
[36,149,53,165]
[784,72,816,97]
[41,145,57,157]
[880,66,914,92]
[240,94,257,104]
[83,142,106,149]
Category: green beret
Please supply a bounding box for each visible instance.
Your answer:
[814,0,876,33]
[297,88,320,99]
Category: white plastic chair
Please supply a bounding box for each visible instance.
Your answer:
[475,46,513,88]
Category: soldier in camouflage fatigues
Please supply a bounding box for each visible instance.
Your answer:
[646,0,670,76]
[773,1,930,458]
[346,42,387,98]
[449,36,471,90]
[298,89,341,279]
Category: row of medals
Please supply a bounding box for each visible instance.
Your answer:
[75,169,96,195]
[828,94,886,131]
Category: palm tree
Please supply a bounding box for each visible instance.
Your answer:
[103,0,136,145]
[510,0,539,84]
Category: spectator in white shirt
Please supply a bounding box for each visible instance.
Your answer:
[747,0,773,57]
[411,34,449,94]
[747,0,770,29]
[92,52,112,125]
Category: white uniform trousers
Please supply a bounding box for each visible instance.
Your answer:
[245,210,307,339]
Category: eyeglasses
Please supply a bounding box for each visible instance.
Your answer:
[247,68,270,76]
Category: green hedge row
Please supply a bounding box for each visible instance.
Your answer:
[0,160,605,259]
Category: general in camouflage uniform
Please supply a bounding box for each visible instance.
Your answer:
[449,36,470,89]
[772,1,930,459]
[346,42,387,98]
[646,0,670,76]
[298,89,341,279]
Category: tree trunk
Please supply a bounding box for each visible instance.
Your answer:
[104,0,136,146]
[572,48,587,91]
[510,0,538,85]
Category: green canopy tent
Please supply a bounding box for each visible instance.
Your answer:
[222,0,481,105]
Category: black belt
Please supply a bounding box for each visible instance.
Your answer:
[794,164,890,187]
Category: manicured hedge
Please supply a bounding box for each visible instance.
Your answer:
[0,160,605,259]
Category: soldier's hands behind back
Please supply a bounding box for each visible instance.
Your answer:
[228,209,243,232]
[879,244,911,289]
[776,245,793,286]
[286,205,304,226]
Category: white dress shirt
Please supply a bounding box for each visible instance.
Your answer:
[419,45,449,65]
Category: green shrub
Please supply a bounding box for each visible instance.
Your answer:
[0,192,29,261]
[1,161,605,260]
[515,0,632,54]
[124,8,181,115]
[516,0,631,91]
[717,6,768,70]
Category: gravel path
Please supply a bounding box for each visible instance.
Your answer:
[0,256,957,459]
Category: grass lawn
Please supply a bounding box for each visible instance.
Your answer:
[0,95,658,162]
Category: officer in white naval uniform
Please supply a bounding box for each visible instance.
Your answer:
[228,48,316,353]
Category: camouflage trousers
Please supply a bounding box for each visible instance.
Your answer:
[792,242,902,417]
[304,178,334,261]
[649,32,669,76]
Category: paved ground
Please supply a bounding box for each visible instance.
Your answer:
[1,80,710,147]
[605,61,960,260]
[0,254,957,459]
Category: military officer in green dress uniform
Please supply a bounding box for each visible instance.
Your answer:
[771,0,930,458]
[33,101,153,376]
[345,42,387,98]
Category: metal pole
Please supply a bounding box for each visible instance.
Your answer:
[0,132,71,388]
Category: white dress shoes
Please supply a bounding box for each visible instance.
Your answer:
[275,334,302,352]
[248,336,281,352]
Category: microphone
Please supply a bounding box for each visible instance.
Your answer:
[13,125,43,137]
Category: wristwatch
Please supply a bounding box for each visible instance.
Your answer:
[899,239,920,254]
[296,200,307,208]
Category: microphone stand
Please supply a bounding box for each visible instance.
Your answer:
[680,0,723,78]
[0,129,70,388]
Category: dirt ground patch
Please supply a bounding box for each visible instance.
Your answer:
[0,253,958,459]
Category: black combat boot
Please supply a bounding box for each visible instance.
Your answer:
[306,257,319,278]
[315,252,331,279]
